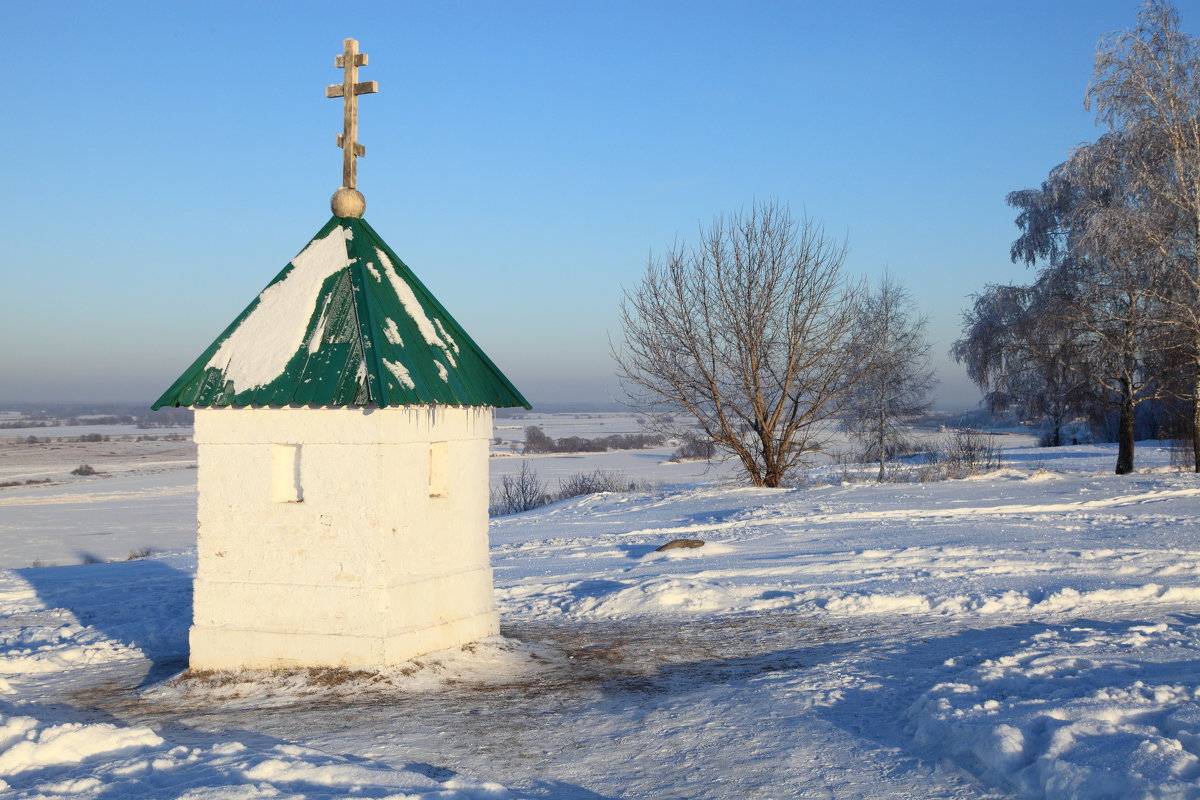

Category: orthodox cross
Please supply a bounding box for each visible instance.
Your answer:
[326,38,378,190]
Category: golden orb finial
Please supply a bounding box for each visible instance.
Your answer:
[331,187,366,218]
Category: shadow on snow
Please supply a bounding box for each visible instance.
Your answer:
[16,558,192,682]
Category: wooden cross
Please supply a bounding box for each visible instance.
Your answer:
[326,38,378,190]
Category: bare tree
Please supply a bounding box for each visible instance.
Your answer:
[1088,0,1200,469]
[615,202,863,488]
[843,274,937,480]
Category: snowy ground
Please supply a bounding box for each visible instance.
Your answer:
[0,423,1199,797]
[0,435,197,568]
[0,413,733,568]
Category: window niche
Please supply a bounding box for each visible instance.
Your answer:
[271,444,303,503]
[429,441,449,498]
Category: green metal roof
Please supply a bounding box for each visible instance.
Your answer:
[153,217,529,409]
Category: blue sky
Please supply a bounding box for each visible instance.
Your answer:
[0,0,1167,408]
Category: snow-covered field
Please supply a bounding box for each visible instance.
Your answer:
[1,419,1199,798]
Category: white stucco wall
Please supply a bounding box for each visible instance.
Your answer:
[190,405,497,670]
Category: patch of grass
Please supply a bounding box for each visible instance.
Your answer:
[172,665,400,693]
[176,669,245,688]
[491,466,662,516]
[0,478,46,488]
[826,431,1002,485]
[304,667,389,687]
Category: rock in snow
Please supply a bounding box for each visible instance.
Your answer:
[655,538,706,551]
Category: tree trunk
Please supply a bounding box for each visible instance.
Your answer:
[1192,376,1200,473]
[1049,409,1066,447]
[760,429,782,488]
[1115,383,1136,475]
[877,400,887,482]
[1193,220,1200,473]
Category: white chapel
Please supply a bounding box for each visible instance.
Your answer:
[153,39,528,670]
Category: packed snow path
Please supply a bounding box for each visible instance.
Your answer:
[0,443,1197,797]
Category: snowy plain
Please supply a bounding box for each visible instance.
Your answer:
[0,416,1199,797]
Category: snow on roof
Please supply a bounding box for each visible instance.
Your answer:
[205,225,355,391]
[153,217,529,409]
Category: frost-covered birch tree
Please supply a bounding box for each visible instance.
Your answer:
[615,202,864,488]
[1088,0,1200,470]
[952,279,1093,447]
[842,274,936,480]
[1008,135,1174,474]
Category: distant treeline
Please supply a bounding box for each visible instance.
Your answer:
[495,402,627,418]
[15,433,190,445]
[521,425,664,454]
[0,406,193,429]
